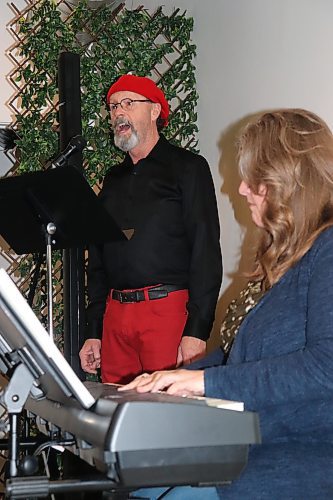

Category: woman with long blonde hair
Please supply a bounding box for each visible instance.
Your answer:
[122,109,333,499]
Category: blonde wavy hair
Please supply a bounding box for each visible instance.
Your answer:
[238,108,333,288]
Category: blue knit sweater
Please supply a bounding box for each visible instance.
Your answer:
[194,227,333,498]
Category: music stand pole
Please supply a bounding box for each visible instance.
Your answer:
[46,222,56,340]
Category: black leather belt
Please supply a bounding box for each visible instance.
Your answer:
[111,284,186,303]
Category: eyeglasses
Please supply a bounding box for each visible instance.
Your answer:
[109,98,152,114]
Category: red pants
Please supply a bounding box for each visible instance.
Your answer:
[101,286,189,384]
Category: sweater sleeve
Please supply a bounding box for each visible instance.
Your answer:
[204,233,333,410]
[185,347,225,370]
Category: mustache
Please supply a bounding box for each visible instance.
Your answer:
[112,117,133,131]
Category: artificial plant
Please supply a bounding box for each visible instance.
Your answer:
[6,0,198,341]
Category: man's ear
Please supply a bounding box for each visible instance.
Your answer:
[151,102,162,122]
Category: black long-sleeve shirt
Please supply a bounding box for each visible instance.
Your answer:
[85,134,222,341]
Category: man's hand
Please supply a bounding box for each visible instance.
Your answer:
[79,339,101,374]
[118,369,205,397]
[177,336,206,366]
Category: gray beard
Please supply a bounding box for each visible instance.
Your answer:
[114,129,139,152]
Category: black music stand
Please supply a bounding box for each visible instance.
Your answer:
[0,166,125,337]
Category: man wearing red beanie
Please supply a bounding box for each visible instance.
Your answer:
[79,74,222,384]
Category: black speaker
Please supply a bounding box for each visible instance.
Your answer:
[58,51,85,378]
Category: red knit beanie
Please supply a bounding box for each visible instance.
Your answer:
[106,74,169,127]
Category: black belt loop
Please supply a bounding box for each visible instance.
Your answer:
[111,284,186,303]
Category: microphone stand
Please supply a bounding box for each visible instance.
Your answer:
[45,222,56,340]
[26,137,86,331]
[29,138,86,340]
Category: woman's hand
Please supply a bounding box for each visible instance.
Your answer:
[118,369,205,397]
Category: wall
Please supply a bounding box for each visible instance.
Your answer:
[129,0,333,346]
[0,2,22,177]
[2,0,333,343]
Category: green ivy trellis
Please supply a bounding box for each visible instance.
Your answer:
[5,0,199,342]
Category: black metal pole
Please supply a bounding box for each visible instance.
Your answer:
[6,477,123,498]
[8,414,19,478]
[58,51,85,378]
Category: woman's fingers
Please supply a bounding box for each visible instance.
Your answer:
[118,369,204,397]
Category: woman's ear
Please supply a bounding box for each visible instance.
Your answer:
[258,184,268,197]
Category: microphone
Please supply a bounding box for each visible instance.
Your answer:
[51,135,86,168]
[0,125,19,151]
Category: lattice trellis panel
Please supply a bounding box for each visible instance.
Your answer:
[3,0,198,331]
[0,0,198,486]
